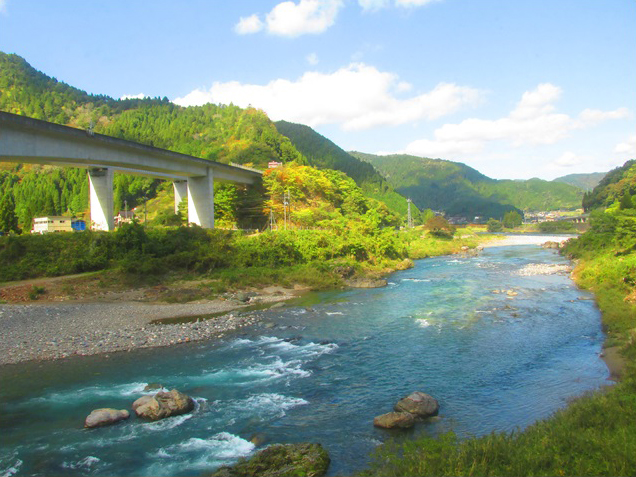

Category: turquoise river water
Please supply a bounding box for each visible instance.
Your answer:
[0,244,610,476]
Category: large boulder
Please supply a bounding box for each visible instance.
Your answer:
[132,389,194,421]
[211,443,330,477]
[84,408,130,429]
[394,391,439,418]
[373,411,415,429]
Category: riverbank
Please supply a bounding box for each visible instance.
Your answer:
[0,287,300,365]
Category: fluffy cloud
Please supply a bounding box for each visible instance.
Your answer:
[173,63,482,130]
[404,83,629,157]
[552,151,584,168]
[615,134,636,155]
[236,0,343,37]
[234,14,263,35]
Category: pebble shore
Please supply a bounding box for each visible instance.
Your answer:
[0,297,289,366]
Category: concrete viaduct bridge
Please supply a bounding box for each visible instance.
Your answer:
[0,111,262,231]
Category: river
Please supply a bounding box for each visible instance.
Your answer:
[0,242,609,476]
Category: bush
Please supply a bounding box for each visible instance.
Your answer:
[424,216,456,239]
[487,218,503,232]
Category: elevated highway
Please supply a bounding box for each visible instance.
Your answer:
[0,111,262,230]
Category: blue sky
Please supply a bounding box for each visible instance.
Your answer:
[1,0,634,180]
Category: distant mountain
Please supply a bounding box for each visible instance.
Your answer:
[274,120,417,219]
[350,152,585,219]
[553,172,607,191]
[582,160,636,211]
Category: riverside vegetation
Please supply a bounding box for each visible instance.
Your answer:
[0,162,480,295]
[362,161,636,477]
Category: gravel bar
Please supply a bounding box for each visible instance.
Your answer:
[0,299,287,366]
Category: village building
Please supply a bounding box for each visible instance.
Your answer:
[31,216,74,234]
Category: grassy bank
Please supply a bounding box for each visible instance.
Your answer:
[0,223,487,294]
[361,213,636,476]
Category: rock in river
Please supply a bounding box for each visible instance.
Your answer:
[84,408,130,428]
[211,442,330,477]
[394,391,439,418]
[132,389,194,421]
[373,411,415,429]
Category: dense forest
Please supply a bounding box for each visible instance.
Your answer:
[0,52,308,229]
[351,152,585,220]
[582,159,636,211]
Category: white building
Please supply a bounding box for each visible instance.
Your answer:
[31,216,73,234]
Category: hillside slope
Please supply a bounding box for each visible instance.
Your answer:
[553,172,607,191]
[582,160,636,211]
[351,152,584,219]
[274,121,417,219]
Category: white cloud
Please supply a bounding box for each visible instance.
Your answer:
[359,0,440,11]
[0,0,7,14]
[120,93,148,100]
[579,107,629,125]
[615,134,636,155]
[235,0,343,37]
[234,14,264,35]
[404,83,630,157]
[552,151,584,168]
[395,0,441,7]
[306,53,319,65]
[173,63,483,131]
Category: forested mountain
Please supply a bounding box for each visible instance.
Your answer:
[351,152,585,220]
[274,121,418,220]
[0,52,307,228]
[553,172,607,191]
[582,160,636,211]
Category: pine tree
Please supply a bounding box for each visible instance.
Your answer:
[0,191,21,234]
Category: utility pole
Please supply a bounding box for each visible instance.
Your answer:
[283,190,290,230]
[269,208,276,231]
[407,198,413,229]
[144,195,147,225]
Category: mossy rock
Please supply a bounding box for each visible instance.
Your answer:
[211,442,330,477]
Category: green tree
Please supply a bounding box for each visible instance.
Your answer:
[487,218,503,232]
[0,191,21,234]
[503,210,523,228]
[619,191,634,210]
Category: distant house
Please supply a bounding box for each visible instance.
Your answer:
[268,161,283,169]
[115,210,135,227]
[31,216,73,234]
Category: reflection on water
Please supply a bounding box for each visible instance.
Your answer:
[0,245,609,476]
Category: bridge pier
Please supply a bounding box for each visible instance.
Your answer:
[173,180,187,215]
[88,167,114,231]
[187,168,215,228]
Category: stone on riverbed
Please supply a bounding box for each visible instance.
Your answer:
[84,408,130,428]
[394,391,439,418]
[211,442,330,477]
[132,389,194,421]
[373,411,416,429]
[345,278,388,288]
